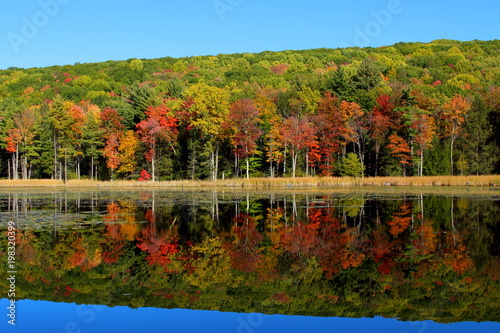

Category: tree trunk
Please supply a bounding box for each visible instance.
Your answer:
[53,133,57,180]
[450,135,455,176]
[13,150,19,180]
[246,156,250,179]
[269,142,274,178]
[64,153,68,183]
[210,151,215,180]
[77,158,81,180]
[420,149,424,177]
[91,156,94,181]
[305,150,309,177]
[292,150,297,178]
[234,145,238,177]
[283,141,287,175]
[214,145,219,181]
[152,155,156,182]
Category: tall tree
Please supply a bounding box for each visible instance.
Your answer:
[184,83,230,180]
[369,95,393,176]
[117,130,140,177]
[256,94,282,178]
[5,107,39,179]
[136,106,178,181]
[411,112,436,177]
[101,107,125,179]
[387,134,412,176]
[48,96,75,181]
[313,92,343,176]
[281,116,316,178]
[339,100,366,165]
[228,99,262,179]
[441,94,471,175]
[80,101,102,180]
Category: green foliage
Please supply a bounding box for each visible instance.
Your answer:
[0,39,499,180]
[339,153,365,178]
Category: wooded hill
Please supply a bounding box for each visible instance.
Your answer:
[1,39,499,180]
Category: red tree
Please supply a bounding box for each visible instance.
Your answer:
[281,116,316,178]
[100,107,125,178]
[229,99,262,178]
[369,95,393,176]
[136,106,178,181]
[313,92,343,176]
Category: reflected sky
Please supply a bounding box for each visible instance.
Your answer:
[1,299,498,333]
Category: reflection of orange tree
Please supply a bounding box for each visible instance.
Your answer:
[306,206,368,278]
[413,224,437,257]
[229,214,263,273]
[101,201,142,264]
[46,232,102,276]
[387,202,412,237]
[443,236,474,275]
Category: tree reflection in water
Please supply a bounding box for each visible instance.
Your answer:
[0,190,499,323]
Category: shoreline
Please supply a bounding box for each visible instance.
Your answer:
[0,175,498,189]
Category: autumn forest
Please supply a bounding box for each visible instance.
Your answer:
[1,39,500,181]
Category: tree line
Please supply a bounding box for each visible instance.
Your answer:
[1,39,499,180]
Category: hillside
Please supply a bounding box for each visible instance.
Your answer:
[0,39,499,181]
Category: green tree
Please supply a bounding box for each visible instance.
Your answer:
[339,153,365,177]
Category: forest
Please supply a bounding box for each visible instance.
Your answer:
[1,39,499,181]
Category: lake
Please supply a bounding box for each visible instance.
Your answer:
[0,188,499,332]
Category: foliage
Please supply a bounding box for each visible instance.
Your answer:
[0,40,499,179]
[339,153,364,177]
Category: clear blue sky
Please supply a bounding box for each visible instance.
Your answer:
[0,0,499,69]
[1,299,499,333]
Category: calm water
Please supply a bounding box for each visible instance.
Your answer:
[1,189,499,332]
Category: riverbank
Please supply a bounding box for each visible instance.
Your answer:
[0,175,498,188]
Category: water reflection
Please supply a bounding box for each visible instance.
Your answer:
[0,190,499,324]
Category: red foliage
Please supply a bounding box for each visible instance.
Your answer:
[101,108,125,171]
[136,106,178,163]
[138,169,152,181]
[229,99,262,159]
[270,63,289,74]
[271,293,291,303]
[5,129,21,153]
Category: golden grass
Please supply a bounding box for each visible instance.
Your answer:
[0,175,498,189]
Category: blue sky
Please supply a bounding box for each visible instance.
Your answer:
[0,0,499,69]
[1,299,499,333]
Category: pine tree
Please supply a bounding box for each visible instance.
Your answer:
[339,153,365,178]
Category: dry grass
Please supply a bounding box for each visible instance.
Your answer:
[0,175,498,189]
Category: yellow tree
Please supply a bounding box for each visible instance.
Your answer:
[339,100,366,165]
[442,94,471,175]
[184,83,230,180]
[117,130,140,177]
[7,106,39,180]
